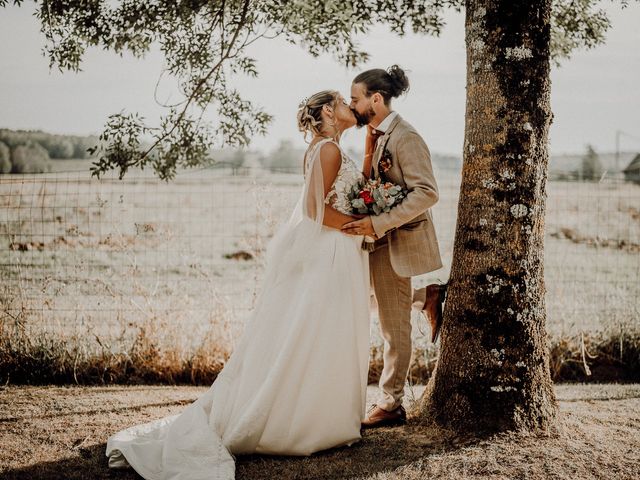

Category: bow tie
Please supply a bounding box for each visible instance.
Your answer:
[370,128,384,138]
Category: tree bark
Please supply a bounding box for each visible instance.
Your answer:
[415,0,558,433]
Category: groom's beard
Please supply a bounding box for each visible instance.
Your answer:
[352,106,375,127]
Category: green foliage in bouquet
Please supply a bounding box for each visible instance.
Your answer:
[348,179,408,216]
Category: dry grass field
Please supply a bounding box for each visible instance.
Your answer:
[0,163,639,385]
[0,383,638,479]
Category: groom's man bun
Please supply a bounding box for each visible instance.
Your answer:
[387,65,410,97]
[353,65,410,104]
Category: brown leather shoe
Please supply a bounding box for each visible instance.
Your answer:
[421,283,447,343]
[361,404,407,429]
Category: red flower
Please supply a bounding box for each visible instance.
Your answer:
[359,190,374,205]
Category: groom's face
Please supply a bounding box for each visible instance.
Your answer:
[350,83,376,127]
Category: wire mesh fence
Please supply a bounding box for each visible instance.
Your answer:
[1,162,638,354]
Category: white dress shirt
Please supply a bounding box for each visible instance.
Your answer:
[375,111,398,134]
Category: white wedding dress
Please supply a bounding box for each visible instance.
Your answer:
[105,138,370,479]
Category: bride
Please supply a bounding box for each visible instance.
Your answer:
[105,90,372,479]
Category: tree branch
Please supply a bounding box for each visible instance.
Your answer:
[139,0,251,162]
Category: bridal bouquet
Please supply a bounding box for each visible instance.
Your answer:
[348,178,408,251]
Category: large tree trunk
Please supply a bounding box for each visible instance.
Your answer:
[415,0,558,433]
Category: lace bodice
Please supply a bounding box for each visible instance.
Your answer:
[324,152,363,215]
[304,139,363,216]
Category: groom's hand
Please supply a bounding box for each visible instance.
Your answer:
[341,216,377,237]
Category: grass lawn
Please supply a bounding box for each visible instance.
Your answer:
[1,383,638,479]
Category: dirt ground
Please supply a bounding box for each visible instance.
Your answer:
[1,383,639,480]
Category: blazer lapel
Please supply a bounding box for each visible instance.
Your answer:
[373,114,403,179]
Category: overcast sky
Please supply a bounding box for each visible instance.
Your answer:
[0,3,638,156]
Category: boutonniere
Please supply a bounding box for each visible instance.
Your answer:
[379,148,393,173]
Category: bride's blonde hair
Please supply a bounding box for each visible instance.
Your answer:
[296,90,339,141]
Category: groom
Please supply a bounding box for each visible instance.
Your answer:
[343,66,445,428]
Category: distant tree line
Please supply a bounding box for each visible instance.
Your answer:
[0,129,612,181]
[0,130,314,175]
[212,140,307,174]
[260,140,303,173]
[0,129,97,174]
[580,145,604,180]
[553,144,605,182]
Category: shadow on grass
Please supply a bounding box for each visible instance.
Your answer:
[1,443,137,480]
[0,399,196,424]
[2,424,476,480]
[238,424,481,480]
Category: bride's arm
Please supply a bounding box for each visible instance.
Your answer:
[323,205,358,229]
[318,142,360,230]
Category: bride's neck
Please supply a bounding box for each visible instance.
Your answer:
[313,135,340,144]
[315,128,341,143]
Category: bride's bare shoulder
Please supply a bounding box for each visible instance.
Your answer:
[304,139,342,173]
[318,141,342,169]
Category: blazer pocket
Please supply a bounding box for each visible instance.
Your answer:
[393,223,429,246]
[398,217,429,232]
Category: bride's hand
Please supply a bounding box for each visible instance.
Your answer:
[342,216,376,236]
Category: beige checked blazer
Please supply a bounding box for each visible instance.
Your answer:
[370,114,442,277]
